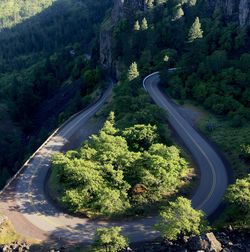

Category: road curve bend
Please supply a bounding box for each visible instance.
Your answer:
[144,72,228,215]
[0,73,228,245]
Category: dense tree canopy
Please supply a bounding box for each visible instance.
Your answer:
[0,0,54,30]
[52,113,189,217]
[0,0,112,73]
[0,0,111,188]
[110,0,250,228]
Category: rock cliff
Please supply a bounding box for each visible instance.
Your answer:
[100,0,146,74]
[112,0,145,22]
[100,0,250,74]
[239,0,250,26]
[207,0,250,26]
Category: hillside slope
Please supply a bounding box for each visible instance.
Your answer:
[99,0,250,228]
[0,0,112,188]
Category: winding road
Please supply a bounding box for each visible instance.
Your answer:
[0,73,228,245]
[144,72,228,214]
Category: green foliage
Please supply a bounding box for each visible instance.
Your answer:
[155,197,208,240]
[127,62,140,81]
[200,120,250,178]
[0,0,111,188]
[52,114,189,217]
[163,54,170,62]
[113,76,163,125]
[225,175,250,228]
[111,0,245,141]
[110,0,250,229]
[165,52,249,123]
[0,0,112,73]
[134,20,140,31]
[122,124,159,151]
[240,144,250,162]
[0,0,54,30]
[102,112,117,135]
[92,227,128,252]
[81,68,102,96]
[188,17,203,42]
[173,6,184,21]
[141,17,148,30]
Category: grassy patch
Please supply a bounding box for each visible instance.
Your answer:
[0,218,21,244]
[47,164,63,203]
[173,98,250,179]
[199,115,250,179]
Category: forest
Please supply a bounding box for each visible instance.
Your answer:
[52,113,190,217]
[97,0,250,232]
[0,0,249,249]
[0,0,112,188]
[0,0,54,30]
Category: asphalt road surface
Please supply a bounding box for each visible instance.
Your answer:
[144,72,228,214]
[0,74,228,245]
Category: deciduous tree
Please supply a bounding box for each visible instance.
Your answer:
[155,197,208,240]
[226,175,250,227]
[92,227,128,252]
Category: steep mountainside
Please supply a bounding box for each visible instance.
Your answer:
[0,0,112,188]
[206,0,250,26]
[100,0,148,75]
[101,0,250,75]
[0,0,55,30]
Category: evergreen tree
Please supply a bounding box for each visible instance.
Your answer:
[173,6,184,21]
[164,54,170,62]
[134,20,140,31]
[127,62,139,81]
[102,111,117,135]
[141,17,148,30]
[188,17,203,42]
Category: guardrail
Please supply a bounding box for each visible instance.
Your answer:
[142,68,178,91]
[142,71,159,91]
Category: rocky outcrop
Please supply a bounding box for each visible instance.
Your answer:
[130,231,250,251]
[112,0,145,22]
[100,25,113,70]
[111,0,125,23]
[100,0,146,73]
[0,242,30,252]
[207,0,250,26]
[206,233,223,252]
[188,232,222,252]
[100,0,250,75]
[239,0,250,26]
